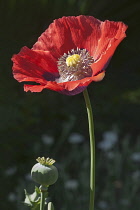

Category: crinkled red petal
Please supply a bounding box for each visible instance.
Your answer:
[24,81,64,93]
[58,71,105,95]
[12,15,127,95]
[12,47,58,84]
[24,71,105,95]
[91,21,128,76]
[32,16,101,58]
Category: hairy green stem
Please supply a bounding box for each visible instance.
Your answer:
[40,191,45,210]
[40,185,47,210]
[83,89,95,210]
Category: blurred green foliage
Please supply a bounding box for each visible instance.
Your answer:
[0,0,140,209]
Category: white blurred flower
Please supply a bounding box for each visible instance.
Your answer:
[106,151,115,159]
[97,200,108,209]
[130,152,140,162]
[120,199,129,206]
[5,166,17,176]
[132,170,140,181]
[98,130,118,151]
[68,133,84,144]
[41,134,54,145]
[25,173,32,181]
[103,130,118,142]
[8,192,17,202]
[64,179,79,190]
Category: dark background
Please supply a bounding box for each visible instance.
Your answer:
[0,0,140,209]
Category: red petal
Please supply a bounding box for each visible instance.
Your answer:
[24,84,46,92]
[12,47,58,84]
[24,71,105,95]
[24,81,64,93]
[57,71,105,95]
[91,21,127,75]
[91,71,105,81]
[32,16,101,57]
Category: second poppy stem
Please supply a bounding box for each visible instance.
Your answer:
[83,89,95,210]
[40,185,48,210]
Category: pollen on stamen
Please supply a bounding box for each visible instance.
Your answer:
[66,54,81,67]
[57,48,94,83]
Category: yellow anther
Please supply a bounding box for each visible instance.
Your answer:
[66,54,80,67]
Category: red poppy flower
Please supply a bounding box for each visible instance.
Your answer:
[12,15,127,95]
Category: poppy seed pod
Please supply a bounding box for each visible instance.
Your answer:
[31,157,58,186]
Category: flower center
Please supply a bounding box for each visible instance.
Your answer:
[57,48,94,82]
[66,54,80,67]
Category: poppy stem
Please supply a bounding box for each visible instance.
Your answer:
[83,89,95,210]
[40,191,45,210]
[40,185,48,210]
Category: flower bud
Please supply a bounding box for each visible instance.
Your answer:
[31,157,58,186]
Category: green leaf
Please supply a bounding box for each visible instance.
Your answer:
[24,186,42,210]
[24,186,48,209]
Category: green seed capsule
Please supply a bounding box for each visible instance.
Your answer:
[31,157,58,186]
